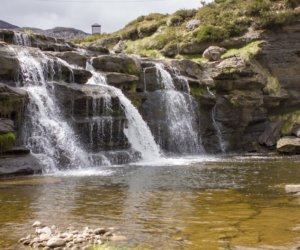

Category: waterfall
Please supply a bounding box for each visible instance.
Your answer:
[87,61,162,161]
[15,48,90,173]
[207,88,226,153]
[13,32,31,47]
[155,63,202,154]
[211,105,226,154]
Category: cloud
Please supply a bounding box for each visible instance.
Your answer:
[0,0,212,33]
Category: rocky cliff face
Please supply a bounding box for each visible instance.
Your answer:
[0,21,300,174]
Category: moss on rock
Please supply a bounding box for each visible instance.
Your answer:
[0,132,16,154]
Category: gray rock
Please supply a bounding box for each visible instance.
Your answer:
[277,136,300,154]
[33,221,43,228]
[0,153,42,176]
[292,124,300,138]
[93,228,106,235]
[186,19,201,31]
[46,238,66,248]
[113,40,127,54]
[259,121,282,147]
[285,185,300,193]
[0,118,14,134]
[203,46,226,61]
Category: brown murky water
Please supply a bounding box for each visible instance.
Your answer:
[1,155,300,250]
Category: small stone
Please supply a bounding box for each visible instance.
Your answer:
[82,246,90,250]
[285,185,300,193]
[110,235,127,241]
[41,226,52,236]
[18,237,26,243]
[40,233,50,241]
[33,221,43,228]
[51,225,56,231]
[103,232,113,237]
[26,234,32,240]
[43,247,50,250]
[94,228,106,235]
[23,239,30,245]
[46,237,66,248]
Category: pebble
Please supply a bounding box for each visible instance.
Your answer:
[19,222,126,249]
[33,221,43,228]
[285,185,300,193]
[110,235,127,241]
[46,237,66,248]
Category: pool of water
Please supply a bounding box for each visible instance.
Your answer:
[1,155,300,249]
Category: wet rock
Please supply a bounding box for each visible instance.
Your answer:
[259,121,282,147]
[106,72,139,92]
[54,51,88,68]
[203,46,226,61]
[277,136,300,154]
[46,238,66,248]
[86,45,109,55]
[0,118,14,134]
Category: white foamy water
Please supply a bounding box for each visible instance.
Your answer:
[155,63,202,154]
[13,32,31,47]
[87,61,162,161]
[16,48,90,173]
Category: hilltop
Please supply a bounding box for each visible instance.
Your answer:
[73,0,300,59]
[0,20,19,29]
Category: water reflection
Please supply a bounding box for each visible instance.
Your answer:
[0,156,300,249]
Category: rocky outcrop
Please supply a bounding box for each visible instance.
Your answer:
[203,46,226,61]
[92,55,140,76]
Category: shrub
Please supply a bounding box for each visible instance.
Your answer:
[245,0,272,16]
[257,10,297,28]
[167,16,183,27]
[193,25,229,42]
[174,9,197,20]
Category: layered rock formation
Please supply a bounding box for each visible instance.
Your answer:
[0,20,300,174]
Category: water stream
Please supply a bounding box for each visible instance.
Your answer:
[15,48,90,173]
[87,61,162,161]
[155,63,202,154]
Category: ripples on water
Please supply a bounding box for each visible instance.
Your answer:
[1,155,300,249]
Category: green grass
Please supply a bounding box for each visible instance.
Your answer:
[271,110,300,135]
[222,40,263,61]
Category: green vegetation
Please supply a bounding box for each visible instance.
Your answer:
[272,111,300,135]
[73,0,299,58]
[0,132,16,154]
[222,41,263,61]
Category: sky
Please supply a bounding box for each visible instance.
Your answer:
[0,0,212,33]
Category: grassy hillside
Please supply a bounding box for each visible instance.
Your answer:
[73,0,299,58]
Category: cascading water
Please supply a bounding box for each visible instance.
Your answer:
[86,61,162,161]
[207,88,226,153]
[15,47,90,173]
[13,32,31,47]
[155,63,202,154]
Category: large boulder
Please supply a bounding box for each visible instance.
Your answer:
[0,44,20,83]
[106,72,139,92]
[259,121,282,147]
[203,46,226,61]
[92,55,140,76]
[53,51,88,68]
[0,153,42,176]
[277,136,300,154]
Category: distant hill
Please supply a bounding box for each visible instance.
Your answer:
[45,27,89,40]
[19,26,89,40]
[0,20,19,29]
